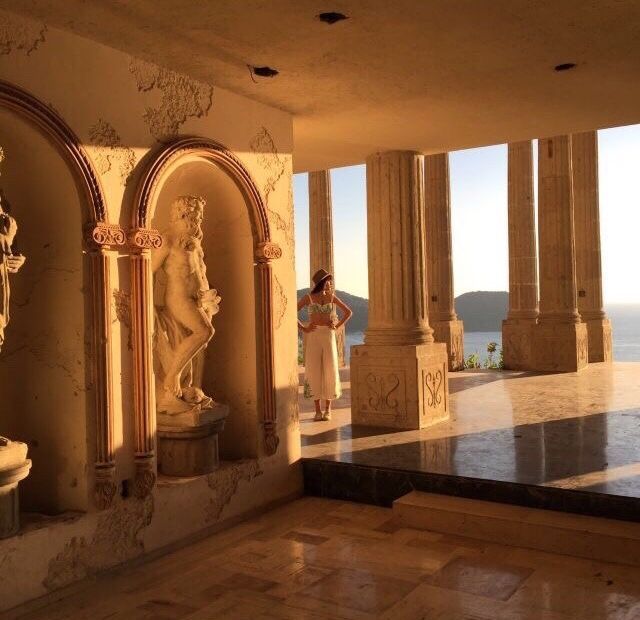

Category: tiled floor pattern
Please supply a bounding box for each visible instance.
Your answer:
[12,497,640,619]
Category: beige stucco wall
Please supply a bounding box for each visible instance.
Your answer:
[0,9,300,611]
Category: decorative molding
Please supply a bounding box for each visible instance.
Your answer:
[132,137,281,459]
[94,467,118,510]
[128,227,163,250]
[85,222,126,249]
[255,241,282,263]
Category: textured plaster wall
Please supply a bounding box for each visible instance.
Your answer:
[0,8,300,612]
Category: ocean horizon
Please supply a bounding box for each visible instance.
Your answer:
[344,304,640,363]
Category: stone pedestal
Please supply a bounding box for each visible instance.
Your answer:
[431,319,464,371]
[533,321,588,372]
[425,153,464,371]
[157,404,228,477]
[0,438,31,539]
[502,319,536,370]
[584,317,613,363]
[533,135,587,373]
[351,343,449,430]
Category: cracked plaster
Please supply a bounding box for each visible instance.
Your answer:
[0,9,47,56]
[43,496,153,591]
[205,460,262,523]
[88,119,136,186]
[129,58,213,140]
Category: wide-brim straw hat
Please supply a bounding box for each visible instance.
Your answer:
[311,268,332,287]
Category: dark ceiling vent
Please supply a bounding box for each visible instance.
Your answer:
[252,66,279,78]
[317,12,349,25]
[554,62,577,72]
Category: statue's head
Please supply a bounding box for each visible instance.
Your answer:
[168,195,205,240]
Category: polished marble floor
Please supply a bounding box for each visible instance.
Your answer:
[10,497,640,619]
[301,363,640,519]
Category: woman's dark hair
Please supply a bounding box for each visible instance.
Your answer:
[311,274,332,294]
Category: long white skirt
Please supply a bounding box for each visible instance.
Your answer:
[305,326,341,400]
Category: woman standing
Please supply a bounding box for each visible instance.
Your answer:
[298,268,353,421]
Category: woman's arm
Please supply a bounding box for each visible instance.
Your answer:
[332,295,353,329]
[297,294,314,332]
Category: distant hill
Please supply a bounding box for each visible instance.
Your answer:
[297,289,508,333]
[455,291,508,331]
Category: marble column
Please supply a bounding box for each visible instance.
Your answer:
[351,151,449,429]
[533,135,588,372]
[502,141,539,369]
[425,153,464,371]
[308,170,345,366]
[572,130,612,362]
[0,438,31,539]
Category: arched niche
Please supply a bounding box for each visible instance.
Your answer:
[130,138,281,487]
[0,81,121,514]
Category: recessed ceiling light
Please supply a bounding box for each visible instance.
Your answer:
[252,66,279,78]
[317,12,349,25]
[554,62,577,72]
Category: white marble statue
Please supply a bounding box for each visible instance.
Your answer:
[0,195,26,351]
[152,195,221,414]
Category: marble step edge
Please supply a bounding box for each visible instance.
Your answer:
[393,490,640,567]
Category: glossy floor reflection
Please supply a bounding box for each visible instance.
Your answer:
[10,497,640,619]
[301,363,640,519]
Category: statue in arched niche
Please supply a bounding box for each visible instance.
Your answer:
[152,195,221,414]
[0,192,26,351]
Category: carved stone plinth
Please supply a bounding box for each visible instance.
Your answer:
[502,319,536,370]
[157,404,228,477]
[350,342,448,430]
[585,317,613,363]
[431,320,464,371]
[0,438,31,539]
[532,322,588,373]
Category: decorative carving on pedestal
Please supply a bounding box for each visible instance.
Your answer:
[152,196,229,476]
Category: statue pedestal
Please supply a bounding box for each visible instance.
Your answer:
[0,438,31,539]
[157,404,229,477]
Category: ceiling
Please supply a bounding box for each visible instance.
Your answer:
[2,0,640,172]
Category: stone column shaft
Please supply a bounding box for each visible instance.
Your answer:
[502,141,538,369]
[572,130,612,362]
[308,170,345,366]
[533,136,588,371]
[351,151,449,430]
[425,153,464,370]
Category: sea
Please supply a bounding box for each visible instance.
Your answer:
[344,304,640,364]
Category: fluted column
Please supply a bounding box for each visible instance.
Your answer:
[308,170,345,366]
[351,151,449,429]
[572,131,612,362]
[425,153,464,370]
[129,228,161,498]
[502,141,539,369]
[533,136,588,371]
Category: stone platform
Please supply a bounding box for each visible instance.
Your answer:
[301,363,640,521]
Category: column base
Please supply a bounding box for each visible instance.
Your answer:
[0,439,31,539]
[157,404,228,477]
[532,321,589,372]
[350,342,449,430]
[585,318,613,363]
[432,320,464,371]
[502,319,537,370]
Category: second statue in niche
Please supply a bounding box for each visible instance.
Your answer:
[153,195,221,415]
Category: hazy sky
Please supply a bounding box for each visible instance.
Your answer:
[293,124,640,304]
